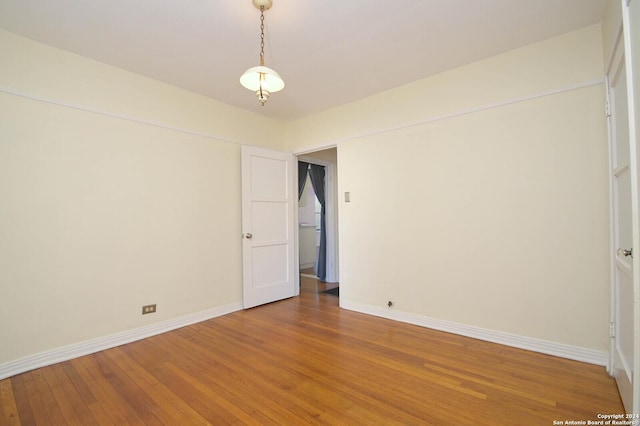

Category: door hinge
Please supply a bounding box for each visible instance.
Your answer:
[610,321,615,338]
[606,101,612,117]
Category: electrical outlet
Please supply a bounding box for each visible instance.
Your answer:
[142,304,156,315]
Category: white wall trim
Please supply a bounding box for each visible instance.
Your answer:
[2,79,604,158]
[0,86,253,147]
[0,302,243,380]
[338,79,605,144]
[340,300,609,367]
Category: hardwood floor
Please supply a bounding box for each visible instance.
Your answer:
[300,267,315,276]
[1,276,624,425]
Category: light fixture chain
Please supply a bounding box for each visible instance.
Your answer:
[259,6,265,66]
[240,1,283,106]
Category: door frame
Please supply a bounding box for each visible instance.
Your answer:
[606,48,635,410]
[606,1,640,413]
[606,22,626,375]
[621,0,640,413]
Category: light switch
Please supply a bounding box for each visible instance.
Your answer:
[345,192,351,202]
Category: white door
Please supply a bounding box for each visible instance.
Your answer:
[241,146,296,309]
[609,57,636,413]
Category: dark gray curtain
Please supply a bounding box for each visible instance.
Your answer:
[298,162,309,201]
[308,164,326,281]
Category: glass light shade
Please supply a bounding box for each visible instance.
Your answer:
[240,65,285,93]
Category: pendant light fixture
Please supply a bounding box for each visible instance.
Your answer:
[239,0,285,106]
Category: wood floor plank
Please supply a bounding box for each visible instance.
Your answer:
[60,361,97,407]
[71,355,147,425]
[101,346,212,426]
[40,363,98,425]
[91,350,166,425]
[24,369,67,425]
[0,379,20,425]
[6,374,34,426]
[1,277,625,425]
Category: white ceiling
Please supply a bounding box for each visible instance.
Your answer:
[0,0,607,122]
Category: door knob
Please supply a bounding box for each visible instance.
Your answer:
[245,233,253,239]
[617,248,633,258]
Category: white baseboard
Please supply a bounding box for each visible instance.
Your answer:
[0,302,243,380]
[339,300,609,367]
[2,299,609,380]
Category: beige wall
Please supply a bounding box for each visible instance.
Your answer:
[0,22,613,367]
[0,29,284,365]
[288,25,611,352]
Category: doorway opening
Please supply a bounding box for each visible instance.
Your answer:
[298,172,322,276]
[297,148,339,296]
